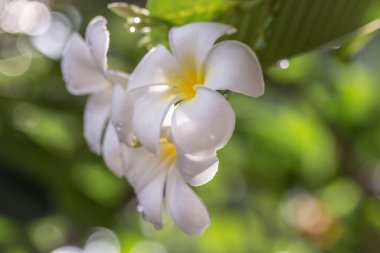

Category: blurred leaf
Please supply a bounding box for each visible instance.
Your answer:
[333,20,380,61]
[0,216,16,245]
[199,214,245,253]
[333,65,376,125]
[12,103,79,153]
[266,52,322,84]
[232,94,336,185]
[145,0,380,65]
[365,197,380,229]
[148,0,231,25]
[319,178,362,218]
[108,2,150,19]
[230,0,380,65]
[71,163,127,206]
[108,2,163,35]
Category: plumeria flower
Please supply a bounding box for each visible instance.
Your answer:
[52,228,120,253]
[116,22,264,157]
[121,130,216,236]
[62,16,129,177]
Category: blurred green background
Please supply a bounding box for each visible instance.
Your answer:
[1,0,380,252]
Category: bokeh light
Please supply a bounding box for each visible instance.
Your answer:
[31,12,74,60]
[0,0,51,35]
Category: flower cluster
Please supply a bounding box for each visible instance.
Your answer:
[61,16,264,236]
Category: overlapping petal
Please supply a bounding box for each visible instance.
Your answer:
[136,172,166,229]
[85,16,109,74]
[111,84,135,146]
[107,70,129,87]
[128,45,185,91]
[172,86,235,155]
[102,123,124,177]
[84,90,112,154]
[121,145,174,229]
[204,41,265,97]
[169,22,235,76]
[166,169,210,236]
[187,162,218,187]
[121,146,157,191]
[177,151,219,186]
[61,33,109,95]
[133,87,181,154]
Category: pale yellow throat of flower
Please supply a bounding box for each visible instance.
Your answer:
[158,140,177,166]
[177,68,205,100]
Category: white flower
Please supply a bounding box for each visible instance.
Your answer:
[61,16,129,177]
[117,22,264,156]
[121,132,216,236]
[52,228,120,253]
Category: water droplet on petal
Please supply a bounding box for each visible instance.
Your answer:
[137,205,144,213]
[115,122,122,131]
[127,135,141,148]
[277,59,289,69]
[132,17,141,23]
[141,27,151,33]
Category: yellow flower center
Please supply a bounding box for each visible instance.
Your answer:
[177,69,205,100]
[163,143,176,157]
[158,141,177,165]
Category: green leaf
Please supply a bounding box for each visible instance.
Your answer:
[108,2,150,19]
[228,0,380,65]
[108,2,161,34]
[332,20,380,61]
[146,0,380,65]
[147,0,232,25]
[143,0,233,47]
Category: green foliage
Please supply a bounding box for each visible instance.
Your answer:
[231,0,380,64]
[108,2,156,30]
[148,0,231,25]
[1,0,380,253]
[139,0,380,64]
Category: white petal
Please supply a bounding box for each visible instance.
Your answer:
[52,246,82,253]
[187,162,218,187]
[121,145,172,229]
[133,88,181,154]
[85,16,109,74]
[136,171,166,229]
[61,33,108,95]
[83,228,119,253]
[111,84,136,146]
[84,90,112,154]
[166,169,210,236]
[204,41,265,97]
[121,146,155,189]
[177,151,219,186]
[128,45,185,91]
[172,87,235,155]
[102,123,124,177]
[107,70,129,87]
[169,22,235,76]
[121,144,170,193]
